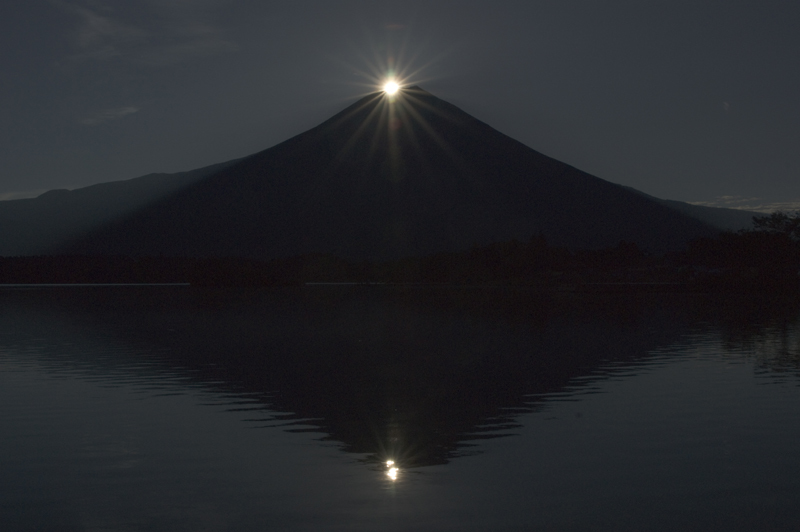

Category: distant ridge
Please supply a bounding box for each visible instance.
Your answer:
[2,87,729,259]
[0,159,240,256]
[619,186,757,232]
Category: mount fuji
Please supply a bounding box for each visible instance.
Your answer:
[0,87,754,259]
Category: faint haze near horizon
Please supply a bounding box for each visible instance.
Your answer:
[688,197,800,214]
[1,0,798,206]
[3,183,798,217]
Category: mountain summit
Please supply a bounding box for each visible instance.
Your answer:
[3,87,732,259]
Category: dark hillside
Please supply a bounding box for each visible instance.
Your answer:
[0,160,239,256]
[57,87,717,259]
[4,87,719,260]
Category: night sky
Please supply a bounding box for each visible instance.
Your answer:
[2,1,798,211]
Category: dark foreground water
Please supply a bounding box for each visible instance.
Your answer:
[1,286,799,531]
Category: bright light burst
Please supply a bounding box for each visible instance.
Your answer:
[386,460,399,481]
[383,81,400,95]
[324,43,461,178]
[339,31,441,99]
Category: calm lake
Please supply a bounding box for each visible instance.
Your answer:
[1,286,799,531]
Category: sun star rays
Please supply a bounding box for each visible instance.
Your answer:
[383,81,400,95]
[318,86,473,191]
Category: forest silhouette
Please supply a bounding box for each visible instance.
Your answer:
[1,212,797,293]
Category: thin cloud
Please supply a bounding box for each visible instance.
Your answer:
[0,189,50,201]
[54,1,147,62]
[73,5,146,48]
[689,196,800,213]
[143,0,234,12]
[81,106,139,126]
[141,38,238,65]
[137,21,238,65]
[56,0,237,66]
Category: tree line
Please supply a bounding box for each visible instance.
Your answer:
[1,212,797,292]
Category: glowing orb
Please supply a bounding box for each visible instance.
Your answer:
[386,459,398,481]
[383,81,400,95]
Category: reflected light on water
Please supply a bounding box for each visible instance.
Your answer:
[386,460,399,481]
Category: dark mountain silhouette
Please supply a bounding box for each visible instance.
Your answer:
[619,185,757,232]
[1,87,748,259]
[0,159,240,256]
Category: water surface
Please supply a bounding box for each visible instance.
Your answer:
[1,286,799,531]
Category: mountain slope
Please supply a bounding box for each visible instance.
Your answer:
[0,159,240,256]
[4,87,722,259]
[654,199,757,232]
[619,185,758,232]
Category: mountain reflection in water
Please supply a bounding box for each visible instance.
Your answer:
[3,285,798,470]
